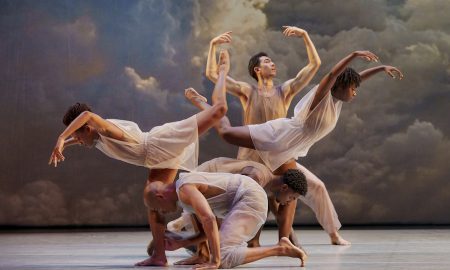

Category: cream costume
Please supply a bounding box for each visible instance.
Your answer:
[95,116,198,171]
[176,172,268,268]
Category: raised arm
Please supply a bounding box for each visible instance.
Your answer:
[310,50,379,111]
[359,65,404,82]
[281,26,321,104]
[178,184,221,269]
[205,32,251,104]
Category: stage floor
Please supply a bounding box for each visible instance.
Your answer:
[1,228,450,269]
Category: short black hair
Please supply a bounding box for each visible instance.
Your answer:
[248,52,269,81]
[282,169,307,196]
[63,103,92,126]
[331,67,361,93]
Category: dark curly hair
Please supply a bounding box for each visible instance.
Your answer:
[331,67,361,94]
[248,52,269,81]
[62,103,92,126]
[282,169,307,196]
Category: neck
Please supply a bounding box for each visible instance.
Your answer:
[257,77,274,91]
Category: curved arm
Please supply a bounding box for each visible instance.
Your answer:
[57,111,110,141]
[283,30,321,103]
[205,35,251,102]
[360,65,404,82]
[310,51,379,111]
[179,185,221,266]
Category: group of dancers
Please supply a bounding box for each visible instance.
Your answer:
[49,26,403,269]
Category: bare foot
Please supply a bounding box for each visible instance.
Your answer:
[279,237,307,267]
[185,88,208,108]
[135,256,167,267]
[146,240,155,256]
[174,254,209,265]
[167,215,185,232]
[330,232,351,245]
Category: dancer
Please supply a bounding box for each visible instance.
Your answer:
[206,27,350,245]
[200,46,403,245]
[49,50,232,266]
[141,170,308,269]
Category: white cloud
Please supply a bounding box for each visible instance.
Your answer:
[124,66,169,108]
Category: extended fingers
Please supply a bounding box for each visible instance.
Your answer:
[393,68,404,79]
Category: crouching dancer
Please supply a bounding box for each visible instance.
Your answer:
[141,170,308,269]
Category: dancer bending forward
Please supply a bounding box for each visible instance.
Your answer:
[142,170,308,269]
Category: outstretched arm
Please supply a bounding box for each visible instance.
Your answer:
[206,32,251,105]
[359,65,403,82]
[281,26,321,105]
[310,51,379,111]
[48,111,123,167]
[178,184,221,269]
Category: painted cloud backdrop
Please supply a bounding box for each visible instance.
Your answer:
[0,0,449,226]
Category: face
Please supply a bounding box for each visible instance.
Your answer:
[72,126,97,147]
[255,56,276,79]
[275,184,301,206]
[333,83,357,102]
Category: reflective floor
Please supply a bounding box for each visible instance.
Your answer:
[1,228,450,269]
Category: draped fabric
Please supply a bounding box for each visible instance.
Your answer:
[176,172,268,268]
[95,115,198,171]
[249,85,342,171]
[237,85,287,163]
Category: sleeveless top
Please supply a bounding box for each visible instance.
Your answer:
[237,85,287,162]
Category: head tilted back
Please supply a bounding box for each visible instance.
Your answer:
[331,67,361,93]
[248,52,269,81]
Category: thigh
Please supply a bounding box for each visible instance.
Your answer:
[223,126,255,149]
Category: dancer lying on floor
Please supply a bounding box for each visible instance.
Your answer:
[48,50,231,266]
[141,170,308,269]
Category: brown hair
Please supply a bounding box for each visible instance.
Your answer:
[62,103,92,126]
[248,52,269,81]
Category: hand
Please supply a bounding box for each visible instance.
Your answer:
[211,31,232,46]
[164,236,183,251]
[48,138,65,167]
[384,66,404,80]
[193,261,220,270]
[354,50,379,62]
[217,49,230,75]
[282,26,307,38]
